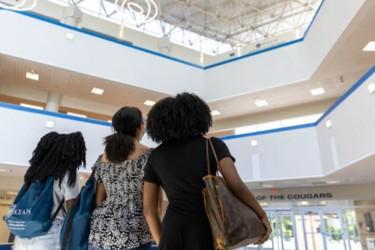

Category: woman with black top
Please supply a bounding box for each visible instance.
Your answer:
[143,93,272,250]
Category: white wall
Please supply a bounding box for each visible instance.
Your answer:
[224,127,322,182]
[317,73,375,174]
[0,105,156,169]
[0,106,110,168]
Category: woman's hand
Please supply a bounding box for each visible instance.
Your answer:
[257,217,272,245]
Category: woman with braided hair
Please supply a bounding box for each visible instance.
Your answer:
[14,131,86,250]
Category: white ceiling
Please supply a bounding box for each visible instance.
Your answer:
[0,53,168,116]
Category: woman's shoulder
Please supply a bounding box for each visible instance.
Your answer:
[209,136,226,145]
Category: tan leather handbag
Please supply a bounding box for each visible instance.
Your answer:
[202,139,266,250]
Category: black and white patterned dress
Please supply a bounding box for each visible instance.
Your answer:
[89,153,152,250]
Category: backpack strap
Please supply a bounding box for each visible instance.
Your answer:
[51,198,65,221]
[61,168,96,250]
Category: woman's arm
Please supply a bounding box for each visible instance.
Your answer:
[95,182,107,207]
[219,157,272,244]
[143,182,162,245]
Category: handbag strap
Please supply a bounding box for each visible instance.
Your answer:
[206,138,220,176]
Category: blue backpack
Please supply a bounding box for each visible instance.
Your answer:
[4,177,64,238]
[60,169,96,250]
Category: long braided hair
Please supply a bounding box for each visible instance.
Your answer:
[24,131,86,187]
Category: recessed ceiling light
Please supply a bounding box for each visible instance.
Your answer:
[367,83,375,94]
[299,201,310,206]
[6,191,17,196]
[211,110,221,116]
[144,100,156,106]
[199,51,204,65]
[91,87,104,95]
[325,120,332,128]
[326,180,340,184]
[254,98,268,107]
[363,41,375,52]
[251,139,258,146]
[46,121,55,128]
[260,202,268,207]
[310,87,325,96]
[67,112,87,118]
[66,32,75,40]
[236,47,242,56]
[107,120,112,123]
[262,184,273,188]
[25,71,39,81]
[20,103,44,110]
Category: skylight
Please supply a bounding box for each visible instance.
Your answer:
[47,0,322,58]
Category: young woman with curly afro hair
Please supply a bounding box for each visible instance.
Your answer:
[143,93,271,250]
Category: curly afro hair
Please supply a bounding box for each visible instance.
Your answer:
[146,93,212,143]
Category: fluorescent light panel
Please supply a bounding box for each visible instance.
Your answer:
[211,110,221,116]
[46,121,55,128]
[368,83,375,94]
[25,71,39,81]
[326,180,340,184]
[66,32,75,40]
[144,100,156,106]
[20,103,44,110]
[363,41,375,52]
[91,87,104,95]
[310,87,325,96]
[325,120,332,128]
[254,98,268,107]
[262,184,273,188]
[67,112,87,118]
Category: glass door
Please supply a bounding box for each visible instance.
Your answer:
[301,210,325,250]
[278,212,298,250]
[322,210,346,250]
[343,209,362,250]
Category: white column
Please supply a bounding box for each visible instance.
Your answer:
[45,92,62,112]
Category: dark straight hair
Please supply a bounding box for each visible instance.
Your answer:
[105,107,143,163]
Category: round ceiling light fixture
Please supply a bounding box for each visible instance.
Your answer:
[0,0,38,11]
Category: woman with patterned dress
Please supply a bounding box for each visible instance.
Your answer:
[88,107,152,250]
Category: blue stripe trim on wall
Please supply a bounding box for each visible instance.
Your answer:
[0,101,112,127]
[0,0,325,70]
[316,64,375,125]
[221,123,316,141]
[0,64,374,138]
